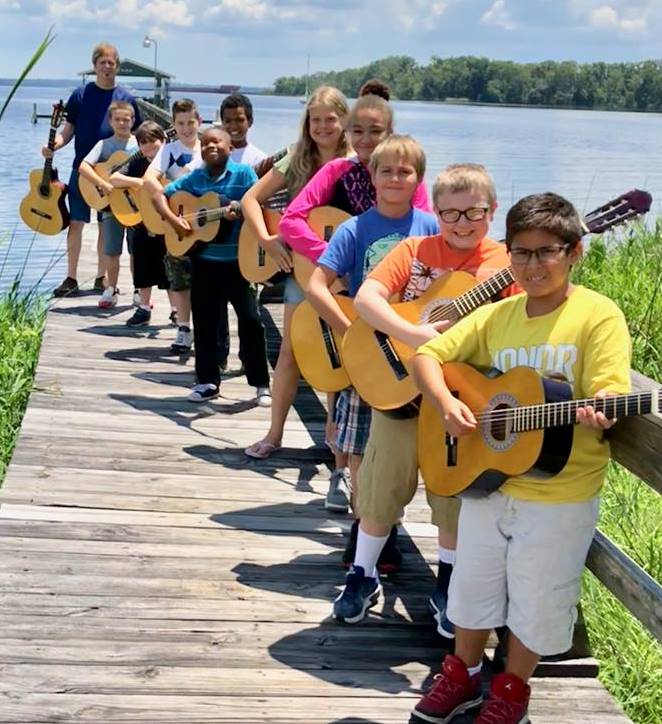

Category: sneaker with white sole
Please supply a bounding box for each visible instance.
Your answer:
[171,325,192,354]
[325,469,350,513]
[188,383,219,402]
[98,286,118,309]
[255,386,272,407]
[332,565,381,624]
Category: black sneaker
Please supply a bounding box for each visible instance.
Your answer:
[341,519,359,569]
[188,383,219,402]
[126,307,152,327]
[93,276,105,292]
[52,276,78,297]
[332,565,381,624]
[377,525,402,575]
[429,587,456,639]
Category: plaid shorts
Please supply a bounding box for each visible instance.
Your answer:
[164,253,193,291]
[335,387,372,455]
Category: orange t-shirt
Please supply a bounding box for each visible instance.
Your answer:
[368,234,520,301]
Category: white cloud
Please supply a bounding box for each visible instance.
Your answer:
[0,0,20,8]
[588,4,647,33]
[206,0,300,21]
[482,0,516,30]
[46,0,193,27]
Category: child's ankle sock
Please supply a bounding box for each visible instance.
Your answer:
[467,662,482,677]
[354,527,388,580]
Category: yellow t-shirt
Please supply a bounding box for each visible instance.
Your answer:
[418,285,632,503]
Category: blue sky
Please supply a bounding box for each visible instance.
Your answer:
[1,0,661,86]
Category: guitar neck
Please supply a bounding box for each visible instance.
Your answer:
[510,390,659,432]
[40,126,57,188]
[428,267,515,324]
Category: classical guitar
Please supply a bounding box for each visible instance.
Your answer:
[238,206,351,287]
[418,363,661,498]
[19,101,70,235]
[139,178,169,235]
[109,127,178,227]
[78,148,142,211]
[291,294,360,392]
[342,189,652,411]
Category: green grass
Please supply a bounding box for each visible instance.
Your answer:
[574,221,662,723]
[0,285,45,483]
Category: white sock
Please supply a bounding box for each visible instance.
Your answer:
[467,662,482,677]
[140,304,151,311]
[438,546,456,565]
[106,285,115,294]
[354,527,388,579]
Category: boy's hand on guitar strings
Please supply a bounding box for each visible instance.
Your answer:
[409,319,454,349]
[261,235,293,272]
[172,217,192,235]
[442,397,478,438]
[576,390,617,430]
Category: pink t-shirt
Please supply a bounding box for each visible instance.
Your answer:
[279,156,431,262]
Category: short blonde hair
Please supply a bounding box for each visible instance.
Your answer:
[432,163,496,207]
[92,43,119,66]
[369,135,426,181]
[108,100,134,119]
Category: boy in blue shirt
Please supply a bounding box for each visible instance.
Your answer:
[159,127,271,404]
[306,135,438,586]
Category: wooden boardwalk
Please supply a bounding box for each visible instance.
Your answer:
[0,232,631,723]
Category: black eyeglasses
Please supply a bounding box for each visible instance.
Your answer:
[436,207,490,223]
[509,244,571,265]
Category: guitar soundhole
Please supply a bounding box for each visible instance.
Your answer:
[490,403,512,442]
[38,185,51,199]
[198,209,208,227]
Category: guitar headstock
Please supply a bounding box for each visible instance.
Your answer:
[50,100,66,130]
[584,189,652,235]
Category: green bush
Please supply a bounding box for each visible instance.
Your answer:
[574,222,662,723]
[0,285,45,481]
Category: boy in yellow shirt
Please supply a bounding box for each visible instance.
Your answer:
[410,192,631,724]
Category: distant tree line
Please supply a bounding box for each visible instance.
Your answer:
[273,55,662,111]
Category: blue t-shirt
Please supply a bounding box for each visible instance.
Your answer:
[164,158,258,262]
[318,207,439,296]
[66,83,141,168]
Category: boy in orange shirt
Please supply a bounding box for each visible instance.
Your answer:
[333,164,519,627]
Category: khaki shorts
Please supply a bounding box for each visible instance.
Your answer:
[357,410,460,534]
[164,253,192,292]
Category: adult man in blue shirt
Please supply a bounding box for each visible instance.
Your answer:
[42,43,140,296]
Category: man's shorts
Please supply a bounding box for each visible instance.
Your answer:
[447,491,600,656]
[102,214,132,257]
[67,168,91,223]
[357,410,460,531]
[335,387,371,455]
[164,252,193,292]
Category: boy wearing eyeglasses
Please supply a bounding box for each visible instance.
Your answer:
[409,192,630,724]
[332,164,519,627]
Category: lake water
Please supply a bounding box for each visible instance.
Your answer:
[2,83,662,293]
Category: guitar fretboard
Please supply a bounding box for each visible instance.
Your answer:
[40,126,58,192]
[428,267,515,324]
[502,390,659,432]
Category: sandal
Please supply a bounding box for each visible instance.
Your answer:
[245,439,281,459]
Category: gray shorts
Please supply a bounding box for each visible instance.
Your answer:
[102,214,132,257]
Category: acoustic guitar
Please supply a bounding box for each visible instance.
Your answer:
[19,101,70,235]
[418,363,661,497]
[238,206,350,287]
[291,294,360,392]
[78,149,142,211]
[139,178,169,235]
[341,189,652,411]
[162,191,242,256]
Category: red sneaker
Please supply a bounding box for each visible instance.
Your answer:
[475,672,530,724]
[412,655,482,723]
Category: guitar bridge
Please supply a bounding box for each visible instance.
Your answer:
[124,190,139,213]
[258,246,266,268]
[374,331,408,380]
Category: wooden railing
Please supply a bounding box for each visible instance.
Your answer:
[585,370,662,644]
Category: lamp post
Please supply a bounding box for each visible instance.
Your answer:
[142,34,159,105]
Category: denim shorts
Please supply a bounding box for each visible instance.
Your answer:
[283,274,305,305]
[102,213,132,256]
[68,168,91,223]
